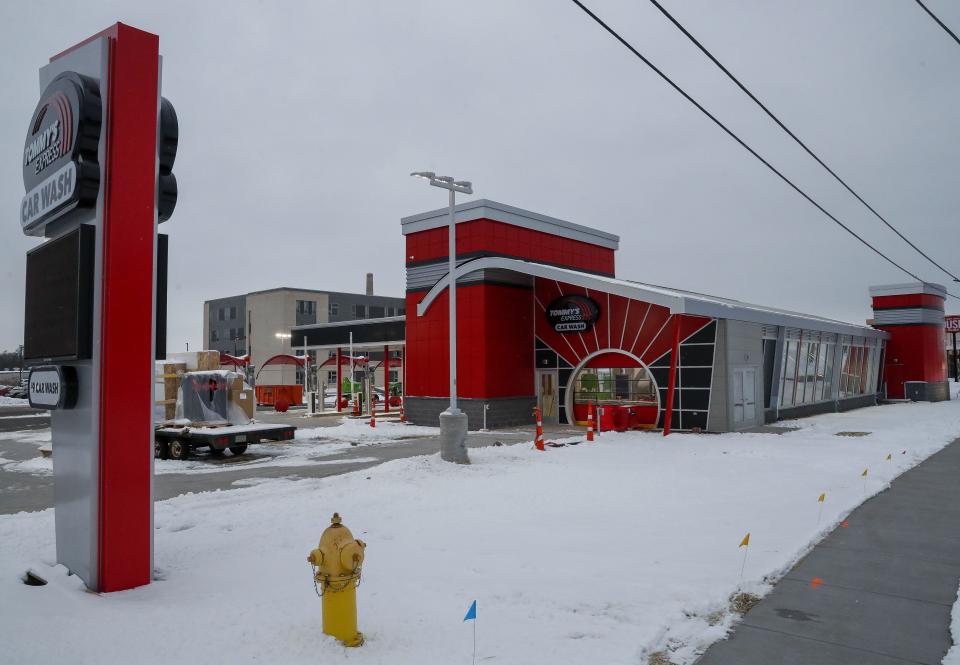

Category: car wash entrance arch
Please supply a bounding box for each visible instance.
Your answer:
[402,199,889,434]
[564,349,660,429]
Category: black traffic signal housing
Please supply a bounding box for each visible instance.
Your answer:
[158,97,177,222]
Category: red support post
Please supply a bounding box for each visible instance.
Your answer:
[534,405,545,451]
[663,315,682,437]
[97,24,160,592]
[587,402,595,442]
[383,344,390,413]
[336,346,342,413]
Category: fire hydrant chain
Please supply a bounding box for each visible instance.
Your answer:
[309,562,322,598]
[306,512,366,647]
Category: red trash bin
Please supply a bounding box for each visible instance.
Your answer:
[598,405,621,432]
[611,406,629,432]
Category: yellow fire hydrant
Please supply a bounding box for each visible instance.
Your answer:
[307,513,366,647]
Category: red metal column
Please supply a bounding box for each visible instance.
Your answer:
[336,347,342,413]
[383,344,390,413]
[96,24,160,592]
[663,315,682,437]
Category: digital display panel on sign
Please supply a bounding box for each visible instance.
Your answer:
[23,224,95,361]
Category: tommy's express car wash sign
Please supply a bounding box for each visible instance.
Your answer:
[20,72,101,236]
[546,295,600,333]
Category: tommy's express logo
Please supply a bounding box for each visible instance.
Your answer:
[546,295,600,333]
[24,93,73,175]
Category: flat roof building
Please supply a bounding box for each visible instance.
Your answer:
[401,199,893,431]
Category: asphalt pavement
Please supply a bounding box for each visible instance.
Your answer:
[0,405,49,432]
[697,438,960,665]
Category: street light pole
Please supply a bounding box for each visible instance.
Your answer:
[411,171,473,463]
[447,186,458,412]
[275,332,292,388]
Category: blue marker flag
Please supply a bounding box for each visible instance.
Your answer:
[463,600,477,622]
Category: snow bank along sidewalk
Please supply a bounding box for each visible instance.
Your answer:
[2,398,960,665]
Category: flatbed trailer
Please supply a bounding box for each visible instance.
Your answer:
[154,423,296,460]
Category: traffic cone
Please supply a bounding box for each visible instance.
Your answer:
[534,406,545,451]
[370,407,376,428]
[352,397,359,416]
[587,402,595,442]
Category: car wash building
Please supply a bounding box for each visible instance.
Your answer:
[401,199,897,432]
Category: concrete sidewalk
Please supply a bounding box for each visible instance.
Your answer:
[698,438,960,665]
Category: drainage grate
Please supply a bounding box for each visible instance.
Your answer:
[22,570,47,586]
[835,431,871,437]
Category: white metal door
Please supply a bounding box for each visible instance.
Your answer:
[733,369,744,424]
[743,368,756,424]
[733,368,756,426]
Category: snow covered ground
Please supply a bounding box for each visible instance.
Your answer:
[2,398,960,665]
[946,581,960,665]
[0,429,51,475]
[0,395,29,406]
[296,417,440,444]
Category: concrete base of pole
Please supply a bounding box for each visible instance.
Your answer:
[439,408,470,464]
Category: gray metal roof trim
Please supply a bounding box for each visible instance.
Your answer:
[868,282,948,298]
[621,279,887,338]
[291,315,406,331]
[400,199,620,249]
[414,255,886,339]
[681,299,888,339]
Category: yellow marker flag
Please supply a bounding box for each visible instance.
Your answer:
[739,532,751,548]
[862,468,869,477]
[885,454,892,461]
[818,493,826,503]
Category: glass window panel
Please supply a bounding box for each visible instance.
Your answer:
[781,341,796,408]
[574,366,657,406]
[793,342,807,406]
[872,345,882,392]
[822,344,834,400]
[805,342,820,403]
[858,345,869,394]
[839,345,851,398]
[816,344,829,401]
[812,343,821,402]
[849,346,859,396]
[798,341,809,405]
[852,346,864,395]
[850,344,863,395]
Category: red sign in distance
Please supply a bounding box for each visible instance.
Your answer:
[946,315,960,334]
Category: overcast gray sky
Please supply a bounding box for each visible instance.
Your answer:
[1,0,958,353]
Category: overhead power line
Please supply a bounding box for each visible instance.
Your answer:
[568,0,960,300]
[646,0,960,284]
[915,0,960,48]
